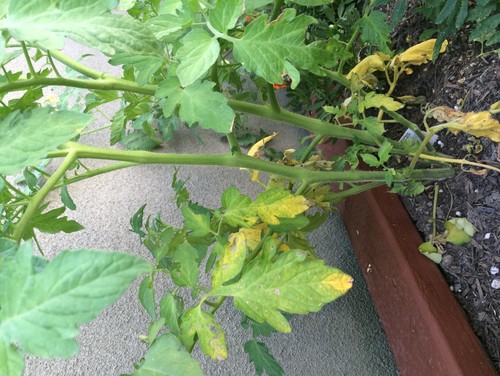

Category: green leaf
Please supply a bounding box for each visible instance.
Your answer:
[241,314,279,337]
[268,215,310,233]
[121,130,161,151]
[288,0,333,5]
[455,0,469,28]
[244,339,284,376]
[161,79,234,133]
[24,205,84,239]
[146,11,192,39]
[211,250,353,332]
[359,11,391,53]
[130,204,146,238]
[0,243,151,359]
[3,0,161,57]
[360,116,385,136]
[180,307,227,360]
[377,141,393,164]
[110,108,126,146]
[109,53,164,86]
[212,230,248,288]
[139,275,156,320]
[221,186,256,228]
[0,108,92,175]
[159,293,183,337]
[0,35,5,66]
[390,0,408,28]
[60,179,76,210]
[181,205,212,238]
[0,337,24,376]
[360,153,380,167]
[436,0,458,24]
[250,188,310,225]
[232,9,316,85]
[245,0,273,12]
[176,29,220,87]
[169,241,200,287]
[209,0,244,32]
[444,217,476,245]
[131,333,203,376]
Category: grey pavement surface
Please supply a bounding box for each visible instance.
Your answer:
[10,43,398,375]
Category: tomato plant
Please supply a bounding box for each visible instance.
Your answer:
[0,1,498,375]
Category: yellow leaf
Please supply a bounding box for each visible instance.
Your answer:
[244,132,278,183]
[362,92,404,111]
[212,231,248,288]
[346,53,390,84]
[239,225,264,251]
[251,189,310,225]
[247,132,278,158]
[398,39,448,65]
[431,106,500,142]
[489,101,500,112]
[321,269,353,294]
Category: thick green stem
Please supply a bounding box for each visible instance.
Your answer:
[320,67,351,88]
[13,150,78,242]
[51,142,454,185]
[228,99,388,145]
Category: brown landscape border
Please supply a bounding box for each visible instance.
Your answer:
[322,139,496,375]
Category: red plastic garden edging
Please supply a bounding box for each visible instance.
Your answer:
[322,139,496,376]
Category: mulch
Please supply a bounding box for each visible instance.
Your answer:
[390,11,500,372]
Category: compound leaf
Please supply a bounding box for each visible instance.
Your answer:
[209,0,244,33]
[24,205,84,240]
[160,78,234,133]
[359,11,391,53]
[212,230,248,288]
[3,0,161,57]
[181,205,212,238]
[361,92,404,111]
[139,275,156,320]
[250,188,310,225]
[169,241,200,288]
[244,339,284,376]
[0,108,92,175]
[109,53,164,86]
[0,242,151,360]
[131,333,203,376]
[232,9,316,85]
[159,293,183,337]
[176,29,220,87]
[180,307,227,360]
[210,250,353,332]
[221,186,257,228]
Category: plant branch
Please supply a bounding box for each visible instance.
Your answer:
[21,42,37,77]
[13,150,78,242]
[267,83,281,113]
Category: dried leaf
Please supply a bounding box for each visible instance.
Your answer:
[346,53,390,83]
[431,106,500,142]
[398,39,448,65]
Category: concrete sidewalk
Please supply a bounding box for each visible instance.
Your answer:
[15,45,398,376]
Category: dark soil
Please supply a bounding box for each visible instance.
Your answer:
[389,10,500,372]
